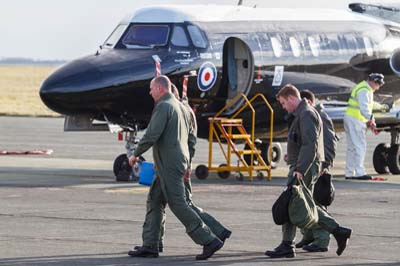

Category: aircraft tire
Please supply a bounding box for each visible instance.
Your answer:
[113,153,132,181]
[195,164,209,180]
[373,143,390,174]
[261,142,282,169]
[243,142,281,169]
[217,164,230,179]
[388,144,400,174]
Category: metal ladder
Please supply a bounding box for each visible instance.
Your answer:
[197,93,274,181]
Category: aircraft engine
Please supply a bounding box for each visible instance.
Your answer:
[390,48,400,76]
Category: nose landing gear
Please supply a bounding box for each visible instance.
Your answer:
[113,128,145,181]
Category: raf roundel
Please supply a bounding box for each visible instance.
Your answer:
[197,62,217,92]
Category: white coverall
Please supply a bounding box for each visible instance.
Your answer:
[344,84,374,177]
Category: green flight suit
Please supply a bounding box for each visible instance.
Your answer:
[158,98,227,247]
[301,104,339,248]
[283,100,339,242]
[134,93,216,248]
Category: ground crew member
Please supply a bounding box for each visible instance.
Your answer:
[344,73,386,180]
[296,90,339,253]
[128,75,224,260]
[265,84,352,258]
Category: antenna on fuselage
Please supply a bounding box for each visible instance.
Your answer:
[237,0,243,6]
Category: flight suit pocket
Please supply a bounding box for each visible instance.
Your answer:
[288,131,298,143]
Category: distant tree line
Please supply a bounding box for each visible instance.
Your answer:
[0,57,66,65]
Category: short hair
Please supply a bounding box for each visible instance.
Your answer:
[300,89,315,104]
[152,75,171,92]
[171,83,180,100]
[276,84,300,99]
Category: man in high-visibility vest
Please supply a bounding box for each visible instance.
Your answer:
[344,73,386,180]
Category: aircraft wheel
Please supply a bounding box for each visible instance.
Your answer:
[244,142,282,169]
[373,143,390,174]
[388,144,400,174]
[113,153,132,181]
[217,164,231,179]
[195,164,209,180]
[262,142,282,169]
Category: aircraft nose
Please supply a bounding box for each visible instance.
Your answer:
[40,59,102,115]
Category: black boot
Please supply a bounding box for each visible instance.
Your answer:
[133,244,163,253]
[332,226,352,256]
[295,238,313,248]
[219,229,232,243]
[196,238,224,260]
[303,243,328,252]
[265,241,295,258]
[128,245,159,258]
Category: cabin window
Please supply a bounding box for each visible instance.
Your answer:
[103,24,127,48]
[289,37,301,57]
[187,25,207,48]
[327,35,340,53]
[271,37,283,58]
[363,36,374,56]
[344,35,357,52]
[309,36,321,56]
[122,25,169,47]
[171,26,189,47]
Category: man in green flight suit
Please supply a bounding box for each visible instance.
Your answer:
[128,75,224,260]
[265,84,352,258]
[296,89,339,253]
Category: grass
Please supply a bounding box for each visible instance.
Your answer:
[0,65,60,117]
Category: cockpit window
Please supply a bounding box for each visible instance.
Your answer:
[171,26,189,47]
[103,24,127,48]
[350,3,400,24]
[187,25,207,48]
[122,25,169,48]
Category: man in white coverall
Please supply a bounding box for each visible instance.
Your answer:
[344,73,387,180]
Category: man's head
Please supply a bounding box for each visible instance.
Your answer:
[150,75,171,102]
[367,73,385,91]
[300,89,315,106]
[276,84,301,113]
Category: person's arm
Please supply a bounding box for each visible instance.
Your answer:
[129,103,169,166]
[295,111,319,177]
[321,110,337,170]
[358,90,373,121]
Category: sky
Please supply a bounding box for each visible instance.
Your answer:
[0,0,399,60]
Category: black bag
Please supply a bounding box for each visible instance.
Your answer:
[313,172,335,206]
[272,179,295,225]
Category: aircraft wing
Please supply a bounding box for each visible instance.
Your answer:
[324,101,400,130]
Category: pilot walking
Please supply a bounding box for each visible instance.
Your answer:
[265,84,352,258]
[296,90,339,253]
[344,73,386,180]
[128,75,224,260]
[147,84,231,253]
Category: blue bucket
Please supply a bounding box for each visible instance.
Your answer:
[139,162,155,186]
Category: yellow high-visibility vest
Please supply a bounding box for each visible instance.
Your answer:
[345,81,373,122]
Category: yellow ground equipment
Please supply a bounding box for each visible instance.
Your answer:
[195,93,274,181]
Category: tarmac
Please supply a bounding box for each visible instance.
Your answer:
[0,116,399,266]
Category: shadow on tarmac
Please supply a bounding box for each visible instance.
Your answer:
[2,252,399,266]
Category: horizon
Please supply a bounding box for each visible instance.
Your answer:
[0,0,399,61]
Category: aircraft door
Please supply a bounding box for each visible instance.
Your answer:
[219,37,254,113]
